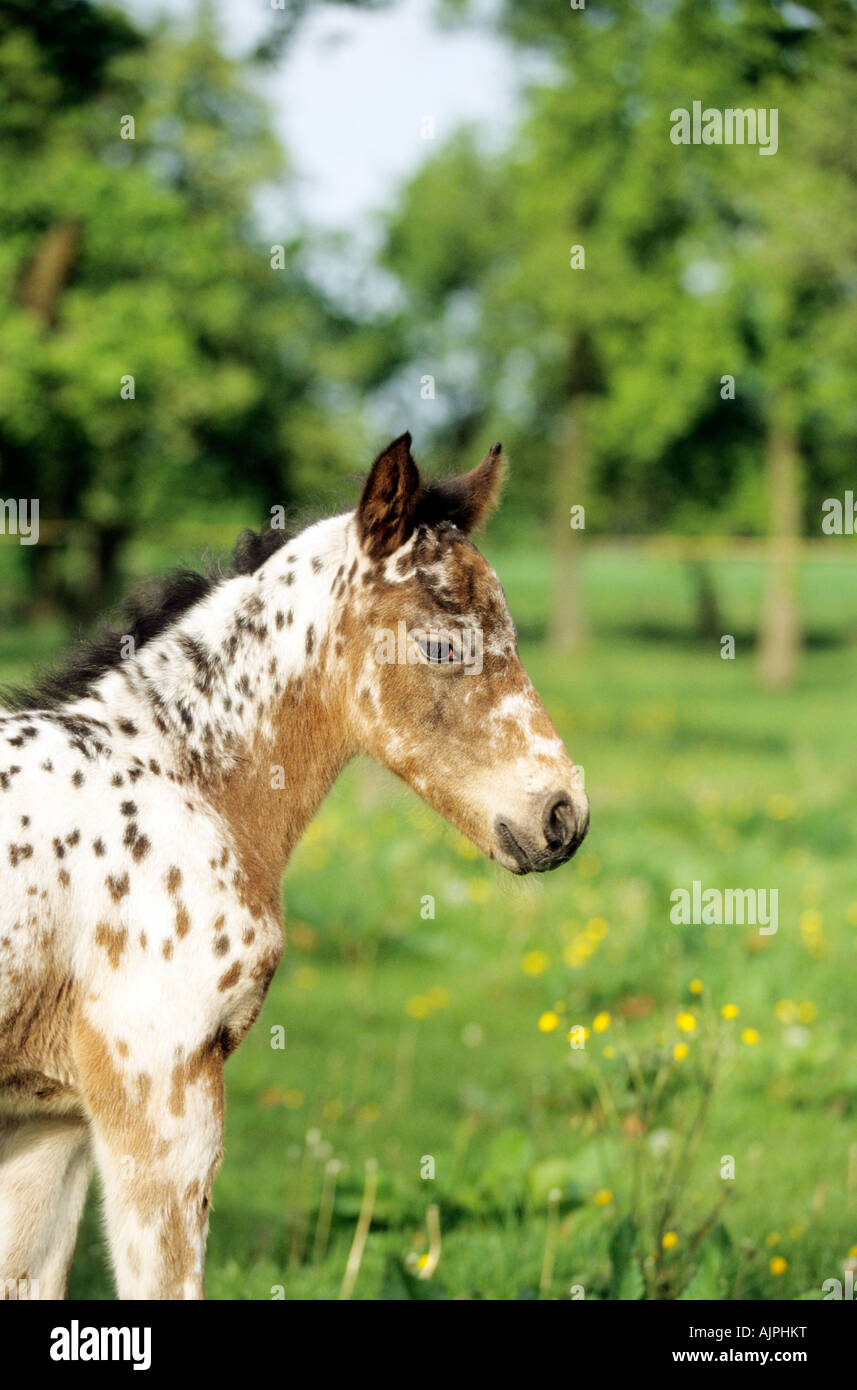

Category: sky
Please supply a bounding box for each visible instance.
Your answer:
[119,0,525,229]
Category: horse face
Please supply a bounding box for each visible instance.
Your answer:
[344,435,589,874]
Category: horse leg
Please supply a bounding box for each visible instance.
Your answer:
[73,1012,225,1300]
[0,1112,92,1299]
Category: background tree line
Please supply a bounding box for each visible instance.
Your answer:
[1,0,856,688]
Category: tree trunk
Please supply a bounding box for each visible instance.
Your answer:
[16,220,80,329]
[550,398,588,652]
[27,543,68,624]
[685,556,722,642]
[757,402,801,689]
[79,524,128,623]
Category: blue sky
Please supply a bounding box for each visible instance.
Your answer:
[120,0,524,228]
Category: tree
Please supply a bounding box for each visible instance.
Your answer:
[379,0,857,679]
[0,0,372,619]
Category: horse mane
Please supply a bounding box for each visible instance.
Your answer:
[0,524,291,713]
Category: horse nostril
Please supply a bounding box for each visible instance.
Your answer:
[542,792,575,850]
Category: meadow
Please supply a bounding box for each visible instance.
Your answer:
[3,543,856,1301]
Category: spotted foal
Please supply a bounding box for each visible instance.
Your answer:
[0,434,588,1299]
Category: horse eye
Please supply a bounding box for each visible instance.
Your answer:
[419,636,460,664]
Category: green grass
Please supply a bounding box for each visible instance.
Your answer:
[4,546,857,1299]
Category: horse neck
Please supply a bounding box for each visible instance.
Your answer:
[83,512,358,897]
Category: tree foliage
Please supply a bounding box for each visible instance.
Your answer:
[0,0,369,616]
[382,0,857,535]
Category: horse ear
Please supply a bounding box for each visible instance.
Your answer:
[356,432,422,560]
[418,443,506,535]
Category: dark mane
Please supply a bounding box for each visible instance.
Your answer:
[0,524,290,713]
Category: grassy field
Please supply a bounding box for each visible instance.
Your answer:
[3,545,857,1300]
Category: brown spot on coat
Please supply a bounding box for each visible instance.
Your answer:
[107,872,130,902]
[123,823,151,861]
[217,961,242,992]
[95,922,128,970]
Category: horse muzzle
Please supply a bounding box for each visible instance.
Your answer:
[494,790,589,874]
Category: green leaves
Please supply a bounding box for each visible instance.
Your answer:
[608,1215,645,1301]
[0,0,368,618]
[677,1224,733,1301]
[379,0,857,541]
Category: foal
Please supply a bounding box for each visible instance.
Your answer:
[0,434,588,1299]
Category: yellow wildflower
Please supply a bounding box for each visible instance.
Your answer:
[522,950,549,976]
[586,916,609,941]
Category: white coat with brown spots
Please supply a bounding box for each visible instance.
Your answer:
[0,435,588,1299]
